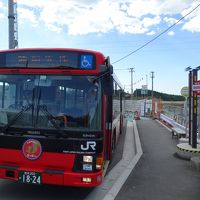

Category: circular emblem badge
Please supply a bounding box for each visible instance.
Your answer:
[22,139,42,160]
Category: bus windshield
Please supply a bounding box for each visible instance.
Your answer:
[0,75,102,133]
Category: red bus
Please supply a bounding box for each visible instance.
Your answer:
[0,48,124,187]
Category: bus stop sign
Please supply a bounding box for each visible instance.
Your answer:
[193,80,200,95]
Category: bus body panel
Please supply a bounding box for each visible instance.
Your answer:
[0,48,123,187]
[0,149,75,170]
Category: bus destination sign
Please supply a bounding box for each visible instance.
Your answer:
[0,50,95,69]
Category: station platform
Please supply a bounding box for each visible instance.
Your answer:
[115,118,200,200]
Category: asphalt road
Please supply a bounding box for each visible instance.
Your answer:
[0,180,93,200]
[0,122,127,200]
[116,118,200,200]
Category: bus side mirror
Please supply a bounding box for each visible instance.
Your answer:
[101,56,113,95]
[105,56,113,74]
[103,75,113,96]
[109,65,113,74]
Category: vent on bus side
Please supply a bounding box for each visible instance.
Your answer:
[6,170,15,178]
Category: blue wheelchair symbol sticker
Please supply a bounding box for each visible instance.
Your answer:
[80,55,93,69]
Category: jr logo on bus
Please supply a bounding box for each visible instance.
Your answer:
[22,139,42,160]
[81,141,96,151]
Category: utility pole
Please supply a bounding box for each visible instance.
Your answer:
[146,74,148,96]
[150,71,154,99]
[146,74,148,87]
[129,67,134,96]
[8,0,18,49]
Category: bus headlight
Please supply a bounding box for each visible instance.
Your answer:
[82,177,92,183]
[83,155,93,163]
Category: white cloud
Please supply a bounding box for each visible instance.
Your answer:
[147,30,156,35]
[18,7,38,27]
[0,13,4,20]
[167,31,175,36]
[16,0,200,35]
[46,24,62,33]
[142,16,161,28]
[0,0,6,21]
[0,0,6,11]
[116,17,148,34]
[15,0,45,8]
[181,1,200,33]
[0,1,4,9]
[127,0,160,17]
[126,0,193,17]
[182,15,200,33]
[158,0,194,15]
[163,17,179,25]
[60,0,116,35]
[181,1,200,20]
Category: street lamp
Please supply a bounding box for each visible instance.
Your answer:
[185,66,192,72]
[196,66,200,70]
[150,71,154,99]
[129,67,135,97]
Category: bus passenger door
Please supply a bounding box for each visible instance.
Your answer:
[104,94,113,161]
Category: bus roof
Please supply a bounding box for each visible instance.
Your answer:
[0,47,105,57]
[0,47,110,75]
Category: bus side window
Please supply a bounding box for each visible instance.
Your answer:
[113,81,121,118]
[0,82,16,109]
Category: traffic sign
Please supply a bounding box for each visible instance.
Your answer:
[141,85,148,95]
[180,86,188,97]
[193,80,200,95]
[194,90,200,96]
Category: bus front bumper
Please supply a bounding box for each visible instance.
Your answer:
[0,166,103,187]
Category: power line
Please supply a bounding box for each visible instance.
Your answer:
[114,68,129,70]
[112,2,200,65]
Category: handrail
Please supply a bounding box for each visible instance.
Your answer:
[160,113,186,131]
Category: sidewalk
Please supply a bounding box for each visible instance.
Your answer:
[85,121,139,200]
[116,118,200,200]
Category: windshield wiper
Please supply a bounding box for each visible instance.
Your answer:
[33,88,41,127]
[2,86,64,136]
[2,104,64,136]
[3,104,33,132]
[39,105,61,131]
[32,87,62,134]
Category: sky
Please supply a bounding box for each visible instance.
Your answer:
[0,0,200,95]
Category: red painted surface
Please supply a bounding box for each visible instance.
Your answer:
[0,148,103,187]
[0,48,123,187]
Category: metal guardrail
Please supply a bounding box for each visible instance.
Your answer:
[160,113,186,131]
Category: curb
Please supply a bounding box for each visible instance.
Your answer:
[85,120,143,200]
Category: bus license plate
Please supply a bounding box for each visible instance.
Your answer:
[18,171,41,185]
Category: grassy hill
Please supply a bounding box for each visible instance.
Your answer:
[130,89,185,101]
